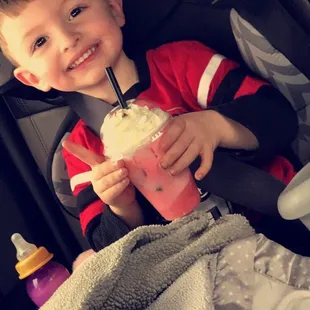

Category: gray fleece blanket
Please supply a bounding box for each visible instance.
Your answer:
[41,211,310,310]
[41,212,254,309]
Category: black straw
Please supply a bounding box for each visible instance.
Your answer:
[105,67,128,109]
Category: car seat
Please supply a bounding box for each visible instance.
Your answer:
[0,0,309,249]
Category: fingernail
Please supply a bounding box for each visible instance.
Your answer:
[161,162,168,169]
[119,168,126,176]
[195,173,202,180]
[122,178,129,184]
[169,169,175,176]
[115,161,125,169]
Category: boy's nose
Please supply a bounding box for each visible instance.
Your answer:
[60,32,80,53]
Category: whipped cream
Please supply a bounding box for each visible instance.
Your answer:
[101,102,170,160]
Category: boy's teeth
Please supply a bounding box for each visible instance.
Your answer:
[69,46,96,69]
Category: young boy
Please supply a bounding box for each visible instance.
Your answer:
[0,0,297,250]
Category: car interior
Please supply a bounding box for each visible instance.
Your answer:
[0,0,310,309]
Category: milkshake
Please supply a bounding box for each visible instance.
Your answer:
[101,99,200,220]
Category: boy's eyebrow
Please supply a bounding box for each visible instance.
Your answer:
[22,25,41,44]
[21,0,72,44]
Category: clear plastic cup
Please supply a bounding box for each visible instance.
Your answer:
[104,99,201,220]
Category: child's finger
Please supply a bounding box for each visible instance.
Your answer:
[194,147,214,180]
[101,178,130,200]
[160,131,193,169]
[93,168,128,193]
[167,142,200,176]
[92,160,125,181]
[62,140,105,167]
[158,117,185,153]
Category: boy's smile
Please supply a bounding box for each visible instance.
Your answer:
[0,0,135,101]
[67,43,99,71]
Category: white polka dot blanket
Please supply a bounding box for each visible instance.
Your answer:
[41,211,310,310]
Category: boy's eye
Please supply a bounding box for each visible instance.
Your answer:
[69,7,85,20]
[34,37,47,50]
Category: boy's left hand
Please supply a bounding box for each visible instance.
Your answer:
[159,110,221,181]
[159,110,258,181]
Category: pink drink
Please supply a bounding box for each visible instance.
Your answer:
[124,128,200,220]
[102,99,201,220]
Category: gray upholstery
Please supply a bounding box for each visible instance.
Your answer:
[52,132,78,215]
[294,104,310,165]
[1,95,89,251]
[230,9,310,165]
[18,102,89,250]
[18,105,70,178]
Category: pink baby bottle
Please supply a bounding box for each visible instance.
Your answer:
[11,233,70,307]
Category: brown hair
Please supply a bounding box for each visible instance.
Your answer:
[0,0,32,65]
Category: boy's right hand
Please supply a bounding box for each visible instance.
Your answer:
[62,141,136,209]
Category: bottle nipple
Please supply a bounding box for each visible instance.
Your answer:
[11,233,38,262]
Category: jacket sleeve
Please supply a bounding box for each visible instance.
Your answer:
[161,41,298,163]
[62,122,130,251]
[78,186,166,251]
[62,122,165,251]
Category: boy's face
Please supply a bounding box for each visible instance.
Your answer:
[1,0,125,93]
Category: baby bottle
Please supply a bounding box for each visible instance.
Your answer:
[11,233,70,307]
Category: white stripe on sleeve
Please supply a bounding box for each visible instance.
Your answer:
[197,54,226,109]
[70,171,92,192]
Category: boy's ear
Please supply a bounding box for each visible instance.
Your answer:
[14,67,51,92]
[108,0,125,27]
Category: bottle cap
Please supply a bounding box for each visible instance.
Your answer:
[11,233,53,279]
